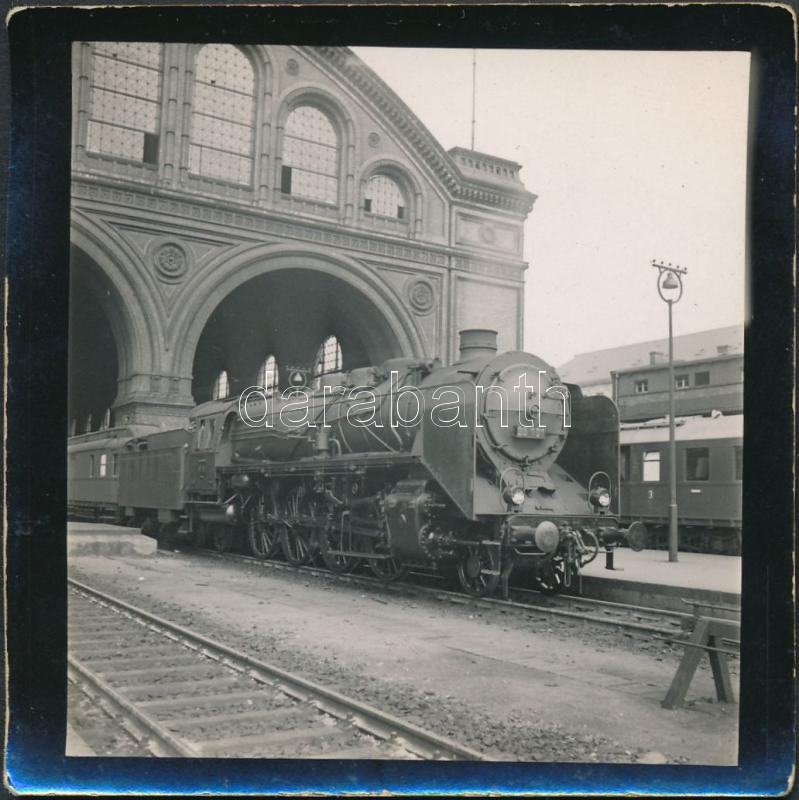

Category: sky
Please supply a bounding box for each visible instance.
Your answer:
[353,48,751,367]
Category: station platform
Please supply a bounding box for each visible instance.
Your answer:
[573,549,741,613]
[68,522,155,558]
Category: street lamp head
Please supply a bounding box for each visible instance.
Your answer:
[662,272,680,290]
[656,268,684,304]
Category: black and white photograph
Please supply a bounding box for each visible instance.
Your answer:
[60,39,756,768]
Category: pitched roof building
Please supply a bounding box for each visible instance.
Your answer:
[558,325,744,422]
[558,324,744,396]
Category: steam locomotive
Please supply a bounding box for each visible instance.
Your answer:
[68,330,644,597]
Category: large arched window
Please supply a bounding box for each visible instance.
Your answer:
[365,174,406,219]
[281,106,339,204]
[312,335,343,389]
[213,369,230,400]
[257,354,279,395]
[87,42,163,163]
[190,45,255,185]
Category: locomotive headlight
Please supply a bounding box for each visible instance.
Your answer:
[504,486,526,506]
[590,488,611,509]
[534,520,560,553]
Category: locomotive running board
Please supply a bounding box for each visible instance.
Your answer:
[220,452,421,477]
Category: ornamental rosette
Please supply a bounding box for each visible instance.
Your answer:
[152,242,189,283]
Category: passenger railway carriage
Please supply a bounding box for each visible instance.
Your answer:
[619,413,743,554]
[67,425,158,521]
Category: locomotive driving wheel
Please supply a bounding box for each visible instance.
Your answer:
[456,541,501,597]
[364,532,406,582]
[358,497,405,582]
[320,523,360,574]
[367,550,406,582]
[247,493,280,560]
[281,486,319,566]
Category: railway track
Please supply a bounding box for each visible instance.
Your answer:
[68,578,489,760]
[187,546,695,640]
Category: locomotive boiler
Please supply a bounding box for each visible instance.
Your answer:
[110,329,640,597]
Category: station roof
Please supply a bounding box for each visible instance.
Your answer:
[558,324,744,387]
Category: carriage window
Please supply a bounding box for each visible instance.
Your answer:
[686,447,710,481]
[99,453,108,477]
[365,174,406,219]
[257,354,278,395]
[213,370,230,400]
[642,450,660,482]
[112,454,119,477]
[733,446,743,481]
[87,43,163,164]
[675,374,689,390]
[694,371,710,386]
[635,379,648,394]
[281,106,338,204]
[189,45,255,185]
[620,445,630,481]
[89,454,95,478]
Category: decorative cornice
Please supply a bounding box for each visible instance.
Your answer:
[72,175,527,283]
[306,47,537,216]
[72,175,448,265]
[453,255,527,282]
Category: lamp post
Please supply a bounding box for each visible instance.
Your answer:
[651,259,687,563]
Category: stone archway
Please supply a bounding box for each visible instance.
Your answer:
[68,250,121,433]
[70,218,192,430]
[70,217,162,379]
[171,245,427,404]
[189,266,412,403]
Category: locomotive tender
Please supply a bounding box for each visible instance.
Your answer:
[71,330,642,596]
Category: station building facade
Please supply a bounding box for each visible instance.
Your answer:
[69,43,535,431]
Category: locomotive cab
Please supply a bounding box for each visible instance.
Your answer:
[186,401,236,496]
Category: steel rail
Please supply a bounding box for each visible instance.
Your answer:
[67,657,199,757]
[68,577,489,761]
[188,546,690,638]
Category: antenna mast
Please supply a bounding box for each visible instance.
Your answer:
[470,49,477,150]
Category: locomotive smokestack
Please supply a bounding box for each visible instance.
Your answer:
[458,329,498,361]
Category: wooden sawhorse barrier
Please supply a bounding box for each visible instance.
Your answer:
[661,601,740,710]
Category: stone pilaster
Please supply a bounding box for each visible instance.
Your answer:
[113,373,195,430]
